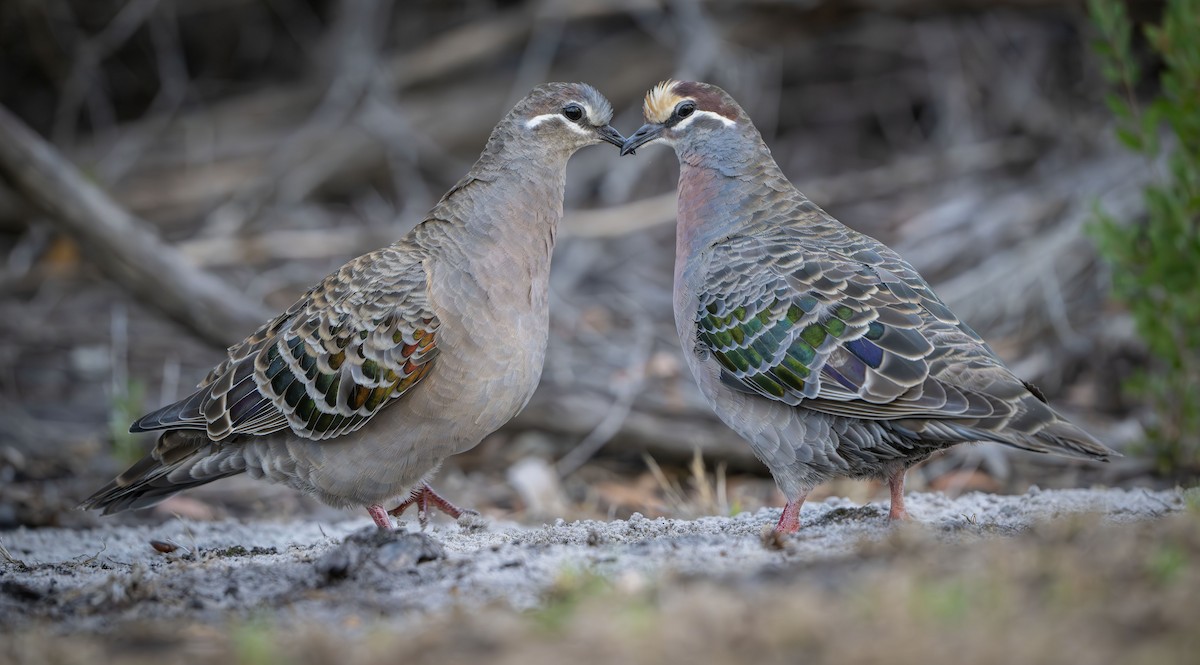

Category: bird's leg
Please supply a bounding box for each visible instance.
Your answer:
[887,466,910,521]
[388,487,424,523]
[387,483,470,529]
[774,491,809,534]
[422,487,469,519]
[367,503,393,530]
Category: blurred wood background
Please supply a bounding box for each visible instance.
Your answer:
[0,0,1163,528]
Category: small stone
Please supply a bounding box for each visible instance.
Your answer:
[376,533,445,570]
[149,540,177,554]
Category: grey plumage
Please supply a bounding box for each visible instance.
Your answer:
[622,80,1116,532]
[82,82,625,528]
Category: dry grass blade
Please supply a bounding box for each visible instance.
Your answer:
[0,538,29,569]
[642,453,689,514]
[640,448,732,519]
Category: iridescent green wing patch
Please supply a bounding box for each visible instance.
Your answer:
[251,248,441,441]
[690,211,1033,423]
[695,237,943,409]
[129,245,441,443]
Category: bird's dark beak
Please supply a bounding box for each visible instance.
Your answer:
[620,123,663,156]
[596,124,626,148]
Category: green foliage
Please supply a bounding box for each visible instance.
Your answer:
[1184,486,1200,514]
[1145,543,1189,587]
[231,619,281,665]
[1088,0,1200,471]
[910,580,972,623]
[108,378,145,464]
[531,567,612,632]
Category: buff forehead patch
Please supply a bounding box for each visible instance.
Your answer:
[643,80,687,124]
[643,80,741,125]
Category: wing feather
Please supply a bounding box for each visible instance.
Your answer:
[694,232,1023,423]
[131,244,439,442]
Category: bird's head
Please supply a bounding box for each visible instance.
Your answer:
[513,82,625,154]
[620,80,748,156]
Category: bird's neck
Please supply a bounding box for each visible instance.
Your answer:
[471,155,568,246]
[423,153,569,297]
[674,137,793,263]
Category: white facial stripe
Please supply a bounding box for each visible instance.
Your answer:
[674,109,736,130]
[525,113,559,129]
[562,117,593,136]
[524,112,594,136]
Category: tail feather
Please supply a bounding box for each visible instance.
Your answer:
[1020,417,1120,462]
[79,431,245,514]
[951,408,1118,462]
[933,390,1118,462]
[1008,395,1118,461]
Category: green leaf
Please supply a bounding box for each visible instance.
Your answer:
[1090,0,1200,470]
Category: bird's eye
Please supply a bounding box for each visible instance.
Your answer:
[562,104,584,122]
[677,102,696,118]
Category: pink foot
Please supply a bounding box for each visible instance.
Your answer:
[388,483,472,529]
[367,503,393,530]
[887,467,910,521]
[773,492,809,534]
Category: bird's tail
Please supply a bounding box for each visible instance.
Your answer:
[972,396,1119,462]
[78,431,244,514]
[1018,416,1119,461]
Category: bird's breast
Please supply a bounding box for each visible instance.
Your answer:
[674,167,725,268]
[425,254,551,442]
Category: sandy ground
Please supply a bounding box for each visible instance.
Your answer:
[0,487,1184,636]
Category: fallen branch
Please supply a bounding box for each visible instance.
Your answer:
[178,226,400,267]
[512,391,762,472]
[0,105,270,348]
[556,296,656,476]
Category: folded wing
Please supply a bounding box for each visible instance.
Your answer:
[693,231,1110,459]
[132,245,439,443]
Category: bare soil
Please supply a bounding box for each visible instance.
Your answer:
[2,488,1194,664]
